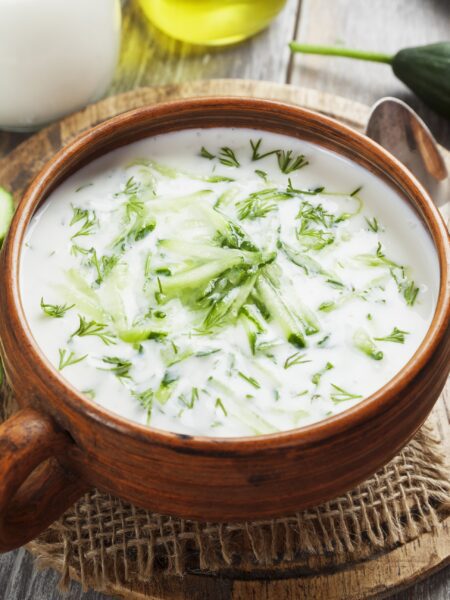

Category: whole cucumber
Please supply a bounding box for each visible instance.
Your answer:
[392,43,450,118]
[290,41,450,118]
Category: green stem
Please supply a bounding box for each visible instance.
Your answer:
[289,42,393,64]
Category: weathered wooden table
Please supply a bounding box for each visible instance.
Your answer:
[0,1,449,598]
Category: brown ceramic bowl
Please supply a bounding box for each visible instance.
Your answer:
[0,98,449,553]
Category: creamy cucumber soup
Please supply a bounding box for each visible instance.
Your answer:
[21,128,438,437]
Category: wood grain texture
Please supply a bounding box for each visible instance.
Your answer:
[0,549,109,600]
[0,408,87,553]
[0,555,448,600]
[290,0,450,149]
[0,0,449,596]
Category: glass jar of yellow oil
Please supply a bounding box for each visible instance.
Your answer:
[137,0,287,46]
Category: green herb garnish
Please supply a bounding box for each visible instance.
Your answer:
[180,387,199,409]
[87,248,118,285]
[236,190,277,220]
[132,388,154,424]
[317,334,330,347]
[403,281,420,306]
[255,169,269,183]
[58,348,87,370]
[350,185,363,197]
[70,207,97,239]
[155,370,179,404]
[355,243,419,306]
[200,146,215,160]
[101,356,132,379]
[41,298,75,319]
[238,371,261,388]
[284,352,311,369]
[365,217,379,232]
[330,384,362,403]
[311,361,334,385]
[75,183,93,193]
[218,147,240,168]
[250,139,279,161]
[277,150,308,174]
[287,179,325,195]
[115,176,140,198]
[215,397,228,416]
[71,315,116,346]
[374,327,409,344]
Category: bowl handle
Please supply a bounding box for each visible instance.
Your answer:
[0,407,88,552]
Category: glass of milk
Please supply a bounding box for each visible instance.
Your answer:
[0,0,122,131]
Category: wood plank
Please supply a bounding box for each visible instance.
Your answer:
[0,549,109,600]
[290,0,450,148]
[0,551,448,600]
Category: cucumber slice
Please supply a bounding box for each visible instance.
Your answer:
[0,187,14,245]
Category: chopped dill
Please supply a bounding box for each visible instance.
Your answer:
[284,352,311,369]
[180,387,199,409]
[87,248,118,285]
[196,348,220,357]
[41,298,74,318]
[132,388,154,423]
[71,315,116,346]
[317,334,330,347]
[250,139,279,161]
[374,327,409,344]
[125,197,144,220]
[58,348,87,370]
[236,191,277,220]
[287,179,324,195]
[238,371,261,388]
[277,150,308,174]
[365,217,379,232]
[70,207,97,239]
[403,281,420,306]
[75,182,93,193]
[101,356,133,379]
[330,384,362,403]
[350,185,363,197]
[218,147,240,168]
[215,397,228,416]
[255,169,269,183]
[311,362,334,385]
[114,176,140,198]
[200,146,215,160]
[355,243,419,306]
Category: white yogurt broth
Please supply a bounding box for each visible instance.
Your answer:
[20,128,439,437]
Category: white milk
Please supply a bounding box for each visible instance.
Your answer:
[0,0,121,131]
[20,128,439,437]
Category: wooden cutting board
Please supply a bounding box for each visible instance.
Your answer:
[0,80,448,600]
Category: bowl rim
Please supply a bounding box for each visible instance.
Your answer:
[4,96,449,452]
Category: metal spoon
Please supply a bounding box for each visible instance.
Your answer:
[366,97,448,220]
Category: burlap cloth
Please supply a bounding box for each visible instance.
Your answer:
[1,375,449,592]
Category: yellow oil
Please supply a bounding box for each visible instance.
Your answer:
[137,0,287,46]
